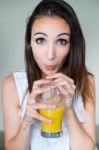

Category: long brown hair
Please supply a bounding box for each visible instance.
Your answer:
[24,0,94,106]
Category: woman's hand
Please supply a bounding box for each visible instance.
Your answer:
[46,73,76,111]
[23,79,56,126]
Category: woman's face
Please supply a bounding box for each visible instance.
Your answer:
[31,16,71,77]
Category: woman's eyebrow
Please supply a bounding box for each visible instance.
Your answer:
[33,32,47,36]
[33,32,70,37]
[57,33,70,37]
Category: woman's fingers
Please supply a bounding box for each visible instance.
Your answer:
[26,104,54,123]
[25,75,76,124]
[30,79,53,100]
[30,86,51,99]
[33,79,51,89]
[53,77,76,96]
[46,73,74,84]
[25,79,57,125]
[30,111,51,124]
[26,76,75,124]
[56,81,75,92]
[28,102,56,109]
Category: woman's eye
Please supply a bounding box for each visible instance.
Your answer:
[57,39,69,46]
[35,38,45,44]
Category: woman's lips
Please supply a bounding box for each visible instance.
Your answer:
[44,64,56,70]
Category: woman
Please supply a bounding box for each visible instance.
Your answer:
[2,0,96,149]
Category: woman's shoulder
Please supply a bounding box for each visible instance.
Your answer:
[3,69,26,87]
[2,73,20,107]
[2,69,27,105]
[3,74,15,90]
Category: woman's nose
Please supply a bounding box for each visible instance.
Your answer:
[47,44,56,60]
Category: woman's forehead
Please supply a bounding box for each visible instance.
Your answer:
[31,16,71,35]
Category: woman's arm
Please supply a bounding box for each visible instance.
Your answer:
[65,106,95,150]
[46,73,96,150]
[65,76,96,150]
[2,74,54,150]
[2,75,32,150]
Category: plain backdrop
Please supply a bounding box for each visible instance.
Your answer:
[0,0,99,131]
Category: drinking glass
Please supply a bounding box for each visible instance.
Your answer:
[39,87,65,138]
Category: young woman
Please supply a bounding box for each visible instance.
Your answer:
[2,0,96,149]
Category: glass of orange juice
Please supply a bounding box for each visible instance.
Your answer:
[39,87,65,138]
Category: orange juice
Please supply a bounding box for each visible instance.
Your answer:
[39,107,65,134]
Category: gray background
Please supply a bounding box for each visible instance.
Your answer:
[0,0,99,131]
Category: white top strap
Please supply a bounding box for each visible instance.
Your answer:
[13,70,28,104]
[73,95,86,122]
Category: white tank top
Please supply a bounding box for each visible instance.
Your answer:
[13,70,85,150]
